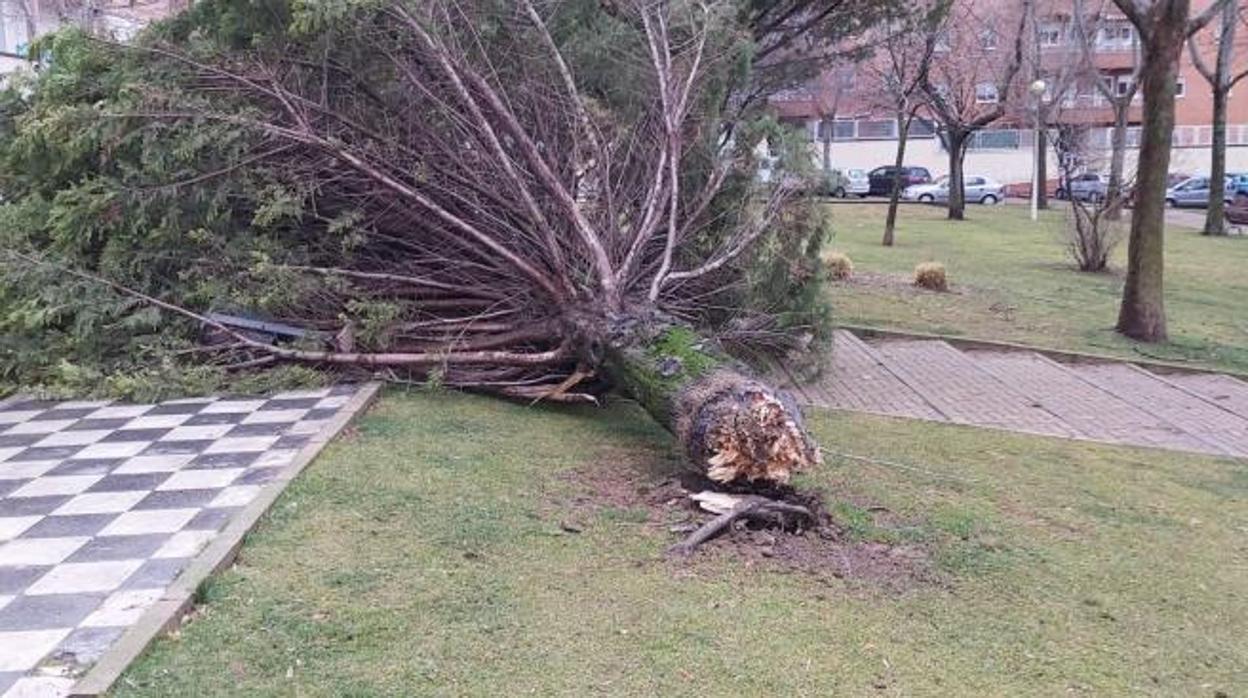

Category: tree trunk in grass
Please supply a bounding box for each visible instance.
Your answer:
[945,129,968,221]
[883,110,914,246]
[603,321,820,485]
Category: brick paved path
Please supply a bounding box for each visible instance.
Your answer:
[778,330,1248,459]
[0,386,364,697]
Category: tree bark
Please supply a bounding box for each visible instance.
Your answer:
[883,112,914,246]
[602,320,820,485]
[1036,123,1049,210]
[1203,86,1229,235]
[945,130,967,221]
[1117,14,1186,343]
[1107,103,1130,221]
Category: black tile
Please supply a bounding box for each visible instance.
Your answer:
[224,423,288,438]
[21,513,116,538]
[146,402,211,415]
[122,558,188,590]
[67,533,171,563]
[0,565,51,595]
[274,435,311,450]
[54,626,126,666]
[6,445,85,462]
[0,479,30,497]
[29,407,95,422]
[133,489,218,510]
[302,408,340,421]
[182,412,248,426]
[87,473,171,493]
[6,399,59,411]
[0,495,71,517]
[328,384,358,396]
[188,452,259,470]
[184,507,239,531]
[141,440,214,456]
[259,398,320,411]
[47,459,123,477]
[0,433,43,448]
[99,428,172,443]
[0,593,103,631]
[65,418,132,432]
[234,468,282,486]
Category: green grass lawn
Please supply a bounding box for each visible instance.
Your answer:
[114,391,1248,696]
[825,202,1248,374]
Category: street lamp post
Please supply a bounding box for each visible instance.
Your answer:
[1030,79,1048,222]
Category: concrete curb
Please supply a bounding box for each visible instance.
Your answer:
[69,382,383,697]
[840,324,1248,380]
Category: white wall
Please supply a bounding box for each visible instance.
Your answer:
[812,137,1248,186]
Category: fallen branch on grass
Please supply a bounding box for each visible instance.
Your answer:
[668,492,815,557]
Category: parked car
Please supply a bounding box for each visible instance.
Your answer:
[902,175,1005,205]
[1227,172,1248,197]
[867,166,932,196]
[1066,173,1113,202]
[1165,176,1236,208]
[818,168,870,198]
[1227,192,1248,226]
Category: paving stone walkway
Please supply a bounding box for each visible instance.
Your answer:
[778,330,1248,459]
[0,385,364,697]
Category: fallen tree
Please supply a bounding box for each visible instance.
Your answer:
[2,0,922,484]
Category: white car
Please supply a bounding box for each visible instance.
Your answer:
[902,175,1005,205]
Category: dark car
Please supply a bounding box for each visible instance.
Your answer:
[867,166,932,196]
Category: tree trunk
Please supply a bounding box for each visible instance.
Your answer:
[946,130,967,220]
[603,320,820,485]
[822,132,832,173]
[1117,19,1185,343]
[1203,86,1229,235]
[1107,103,1130,222]
[883,112,913,246]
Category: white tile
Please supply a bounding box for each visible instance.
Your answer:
[208,485,262,509]
[99,509,198,536]
[10,476,102,498]
[160,397,216,405]
[53,491,148,516]
[2,420,77,435]
[153,530,217,559]
[252,450,298,469]
[85,404,152,419]
[0,596,11,613]
[119,414,192,430]
[0,461,59,481]
[27,560,144,595]
[0,448,23,463]
[157,469,243,491]
[113,454,195,474]
[203,436,279,454]
[286,420,329,436]
[159,424,234,441]
[80,588,163,628]
[0,411,41,425]
[72,442,149,460]
[0,516,41,542]
[0,629,72,672]
[241,410,307,425]
[2,675,76,698]
[314,395,350,410]
[201,399,266,414]
[274,387,332,400]
[0,538,88,566]
[31,430,113,448]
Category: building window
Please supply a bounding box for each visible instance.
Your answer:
[934,30,951,52]
[1097,22,1134,50]
[908,118,937,138]
[980,29,998,50]
[969,129,1021,150]
[832,119,856,141]
[1039,23,1065,47]
[1175,77,1186,98]
[975,83,1000,104]
[1115,76,1134,97]
[856,119,898,139]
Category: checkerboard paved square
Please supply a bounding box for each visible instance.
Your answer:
[0,385,362,697]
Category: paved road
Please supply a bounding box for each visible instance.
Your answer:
[778,331,1248,459]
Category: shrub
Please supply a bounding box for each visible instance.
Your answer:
[914,262,948,291]
[825,251,854,280]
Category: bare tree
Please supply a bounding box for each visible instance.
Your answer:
[860,1,949,245]
[1052,124,1129,270]
[920,0,1031,221]
[1111,0,1230,342]
[1188,0,1248,235]
[1027,0,1094,210]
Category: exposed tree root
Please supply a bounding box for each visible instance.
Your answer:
[667,491,816,557]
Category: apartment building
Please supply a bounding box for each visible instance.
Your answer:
[0,0,182,74]
[772,0,1248,186]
